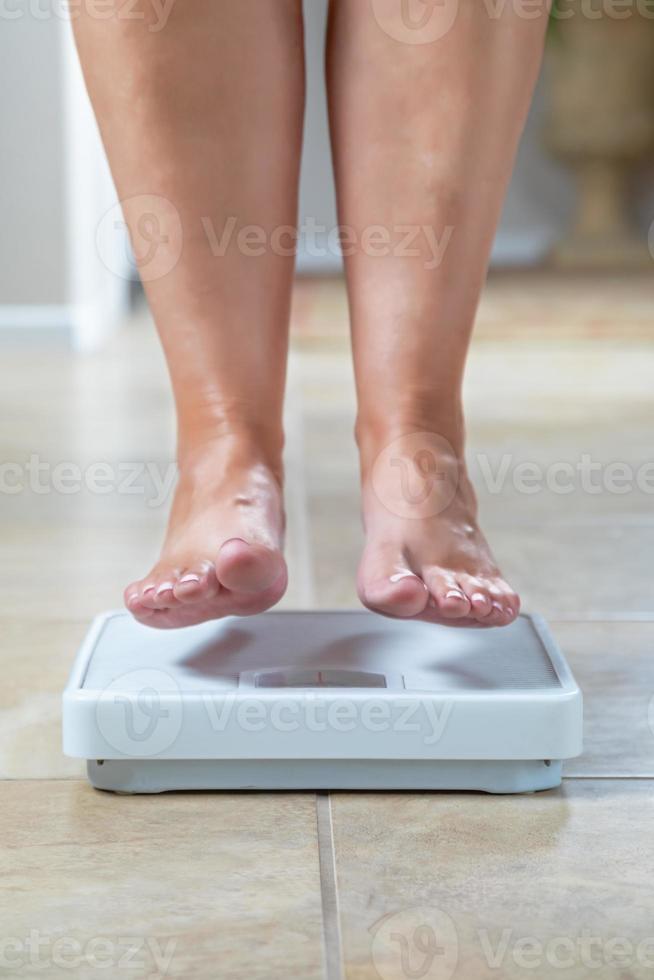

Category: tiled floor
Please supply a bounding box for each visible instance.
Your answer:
[1,272,653,979]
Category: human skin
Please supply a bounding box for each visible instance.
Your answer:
[326,0,549,627]
[72,0,548,628]
[73,0,304,627]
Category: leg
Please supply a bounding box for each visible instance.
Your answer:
[326,0,548,627]
[73,0,305,627]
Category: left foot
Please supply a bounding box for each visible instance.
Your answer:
[356,426,520,628]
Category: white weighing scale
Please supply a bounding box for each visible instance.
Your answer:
[63,610,582,794]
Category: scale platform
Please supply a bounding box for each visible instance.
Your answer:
[63,610,582,794]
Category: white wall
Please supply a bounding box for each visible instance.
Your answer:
[4,3,648,347]
[0,14,67,306]
[0,15,129,347]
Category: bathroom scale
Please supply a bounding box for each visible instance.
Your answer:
[63,610,582,794]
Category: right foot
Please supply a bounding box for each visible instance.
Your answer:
[124,439,287,629]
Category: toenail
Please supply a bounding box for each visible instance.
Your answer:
[180,574,201,584]
[471,592,487,604]
[156,582,174,595]
[506,607,514,617]
[445,589,465,601]
[492,601,503,612]
[142,585,155,595]
[126,593,139,605]
[390,570,419,583]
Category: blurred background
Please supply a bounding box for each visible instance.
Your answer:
[0,0,653,699]
[2,0,653,345]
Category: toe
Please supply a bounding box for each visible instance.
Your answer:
[216,538,285,593]
[174,561,220,603]
[424,568,472,619]
[457,575,494,622]
[359,567,430,619]
[358,542,430,619]
[124,582,151,616]
[150,573,181,609]
[487,581,521,626]
[136,581,160,611]
[503,597,520,624]
[124,578,168,625]
[485,600,510,626]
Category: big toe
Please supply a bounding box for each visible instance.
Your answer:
[216,538,286,593]
[358,547,430,618]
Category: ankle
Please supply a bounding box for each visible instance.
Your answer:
[355,404,466,475]
[177,426,285,487]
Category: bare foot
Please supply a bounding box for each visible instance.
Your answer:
[357,428,520,628]
[124,438,287,629]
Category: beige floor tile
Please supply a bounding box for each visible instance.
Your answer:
[468,434,654,528]
[0,491,309,621]
[0,781,325,979]
[493,525,654,617]
[297,342,654,523]
[296,324,654,618]
[305,489,654,616]
[330,781,654,980]
[1,274,652,980]
[0,619,87,779]
[0,524,168,619]
[553,622,654,777]
[0,460,176,530]
[299,404,654,528]
[0,334,174,462]
[307,494,361,608]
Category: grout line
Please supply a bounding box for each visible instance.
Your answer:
[476,519,654,528]
[563,774,654,780]
[0,776,87,782]
[316,792,345,980]
[284,353,316,608]
[541,613,654,623]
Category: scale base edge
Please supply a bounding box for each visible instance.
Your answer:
[87,758,562,795]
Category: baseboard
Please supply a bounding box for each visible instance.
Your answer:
[0,305,75,344]
[0,299,131,349]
